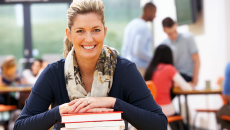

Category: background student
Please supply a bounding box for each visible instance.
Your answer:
[145,45,192,130]
[161,17,200,87]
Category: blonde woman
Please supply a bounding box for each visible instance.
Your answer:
[0,56,20,86]
[14,0,167,130]
[0,56,20,105]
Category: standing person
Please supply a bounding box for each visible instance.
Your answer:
[144,45,192,130]
[14,0,167,130]
[121,2,156,76]
[216,62,230,130]
[161,17,200,86]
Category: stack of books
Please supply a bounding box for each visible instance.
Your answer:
[61,111,124,130]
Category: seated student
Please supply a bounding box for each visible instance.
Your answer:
[216,62,230,129]
[144,45,192,130]
[0,56,20,105]
[21,59,42,85]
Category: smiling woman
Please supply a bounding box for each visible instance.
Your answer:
[13,0,167,130]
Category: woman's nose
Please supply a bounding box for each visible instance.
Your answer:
[85,32,93,43]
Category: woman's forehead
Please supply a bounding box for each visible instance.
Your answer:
[72,13,103,28]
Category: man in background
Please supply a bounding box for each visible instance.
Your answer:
[121,2,156,76]
[161,17,200,86]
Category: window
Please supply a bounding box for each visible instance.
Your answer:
[103,0,141,53]
[31,3,68,59]
[0,4,23,61]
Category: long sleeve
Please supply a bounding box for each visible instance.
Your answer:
[113,63,167,130]
[14,65,62,130]
[132,29,153,62]
[173,73,192,91]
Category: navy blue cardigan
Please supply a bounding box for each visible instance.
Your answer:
[14,56,167,130]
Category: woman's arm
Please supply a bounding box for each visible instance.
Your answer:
[114,63,167,130]
[0,76,4,86]
[173,72,193,91]
[14,65,61,130]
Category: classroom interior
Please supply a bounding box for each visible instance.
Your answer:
[0,0,230,130]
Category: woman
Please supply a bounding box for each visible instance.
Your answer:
[14,0,167,130]
[0,56,20,105]
[0,56,20,86]
[144,45,192,129]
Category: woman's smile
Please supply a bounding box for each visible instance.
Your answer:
[81,45,97,50]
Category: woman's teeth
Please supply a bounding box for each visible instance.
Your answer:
[82,45,95,49]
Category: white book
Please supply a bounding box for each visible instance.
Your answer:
[61,111,122,123]
[61,126,124,130]
[65,120,125,129]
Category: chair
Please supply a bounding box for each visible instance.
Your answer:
[221,115,230,121]
[0,105,17,112]
[193,78,227,129]
[145,81,183,123]
[193,95,226,129]
[0,104,17,129]
[145,81,157,100]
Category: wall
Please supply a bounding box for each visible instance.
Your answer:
[152,0,230,129]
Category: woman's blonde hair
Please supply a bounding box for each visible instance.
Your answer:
[63,0,105,58]
[1,56,16,72]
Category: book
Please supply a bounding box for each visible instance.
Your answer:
[61,111,122,123]
[61,126,124,130]
[64,120,124,129]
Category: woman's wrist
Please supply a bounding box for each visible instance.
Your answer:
[110,97,116,108]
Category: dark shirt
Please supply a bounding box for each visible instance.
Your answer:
[14,56,167,130]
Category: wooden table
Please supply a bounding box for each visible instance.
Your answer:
[173,87,222,129]
[0,86,32,92]
[0,86,32,108]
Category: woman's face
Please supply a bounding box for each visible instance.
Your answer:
[5,66,16,77]
[31,60,41,76]
[66,13,107,61]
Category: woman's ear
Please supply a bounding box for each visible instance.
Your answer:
[66,28,72,42]
[104,26,107,38]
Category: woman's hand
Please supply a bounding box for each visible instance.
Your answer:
[76,108,114,113]
[59,103,73,115]
[68,97,116,113]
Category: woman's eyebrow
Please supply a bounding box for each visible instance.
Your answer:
[74,26,101,30]
[74,27,84,30]
[92,26,101,28]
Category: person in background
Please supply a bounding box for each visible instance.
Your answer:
[21,59,42,85]
[14,0,167,129]
[121,2,156,76]
[216,62,230,129]
[144,45,192,130]
[0,56,20,105]
[161,17,200,86]
[0,56,20,86]
[41,60,48,70]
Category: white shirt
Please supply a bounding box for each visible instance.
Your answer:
[121,18,153,69]
[22,69,41,85]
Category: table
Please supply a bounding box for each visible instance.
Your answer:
[0,86,32,92]
[173,87,222,129]
[0,86,32,108]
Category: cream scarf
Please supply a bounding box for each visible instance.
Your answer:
[64,46,119,101]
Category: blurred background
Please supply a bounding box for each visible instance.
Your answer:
[0,0,229,129]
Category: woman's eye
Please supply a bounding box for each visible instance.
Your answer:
[94,29,100,32]
[77,30,83,33]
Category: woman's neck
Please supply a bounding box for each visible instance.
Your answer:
[76,56,98,77]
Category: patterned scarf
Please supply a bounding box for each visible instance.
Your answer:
[64,45,119,101]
